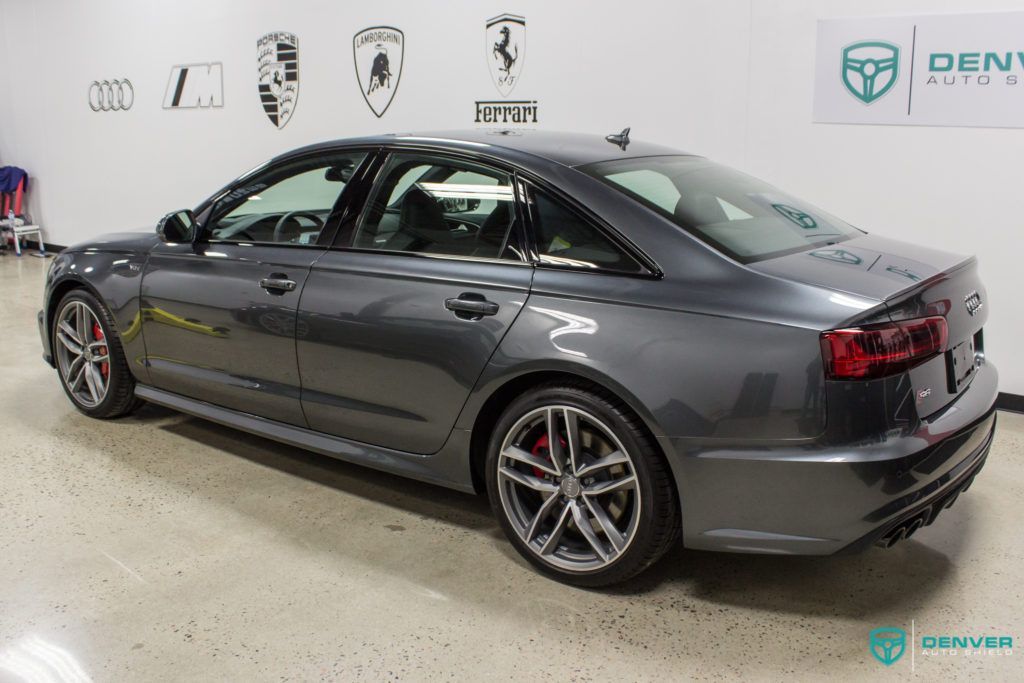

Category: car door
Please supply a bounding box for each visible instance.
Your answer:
[140,150,369,426]
[296,150,533,454]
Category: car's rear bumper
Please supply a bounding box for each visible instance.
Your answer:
[38,309,54,366]
[838,433,990,552]
[662,361,999,555]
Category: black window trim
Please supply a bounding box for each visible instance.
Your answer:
[327,147,532,267]
[194,146,379,249]
[189,140,662,277]
[520,178,662,279]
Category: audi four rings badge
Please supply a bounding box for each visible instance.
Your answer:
[89,79,134,111]
[257,32,299,128]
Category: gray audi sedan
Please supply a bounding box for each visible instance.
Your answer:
[38,130,997,586]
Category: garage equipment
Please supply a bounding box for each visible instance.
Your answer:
[0,166,48,257]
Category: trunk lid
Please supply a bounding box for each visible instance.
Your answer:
[748,233,971,303]
[751,233,988,416]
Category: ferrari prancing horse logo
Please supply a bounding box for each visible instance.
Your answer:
[486,13,525,97]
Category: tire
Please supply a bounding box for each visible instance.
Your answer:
[52,289,140,418]
[485,381,679,587]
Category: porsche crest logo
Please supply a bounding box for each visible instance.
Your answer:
[257,31,299,128]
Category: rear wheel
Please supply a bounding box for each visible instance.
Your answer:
[52,290,140,418]
[486,382,679,587]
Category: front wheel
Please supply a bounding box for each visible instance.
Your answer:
[52,289,140,418]
[485,382,679,587]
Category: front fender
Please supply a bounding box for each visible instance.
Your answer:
[42,249,150,383]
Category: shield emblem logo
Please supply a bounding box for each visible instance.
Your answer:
[772,203,818,229]
[354,27,404,118]
[486,13,525,96]
[869,627,907,666]
[257,32,299,128]
[841,41,900,104]
[809,248,863,265]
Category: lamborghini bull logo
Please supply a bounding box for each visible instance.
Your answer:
[842,40,900,104]
[367,51,392,94]
[353,26,405,118]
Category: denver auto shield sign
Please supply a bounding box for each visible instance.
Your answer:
[814,11,1024,128]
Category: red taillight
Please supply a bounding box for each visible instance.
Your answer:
[820,316,948,380]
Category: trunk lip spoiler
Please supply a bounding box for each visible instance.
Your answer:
[810,255,978,330]
[879,255,978,312]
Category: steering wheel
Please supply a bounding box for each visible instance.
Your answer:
[273,211,324,243]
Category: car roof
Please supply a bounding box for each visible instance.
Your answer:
[282,129,694,170]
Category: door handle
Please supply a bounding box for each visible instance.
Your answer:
[445,293,499,320]
[259,276,297,292]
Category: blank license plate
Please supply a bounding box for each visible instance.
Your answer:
[947,339,976,392]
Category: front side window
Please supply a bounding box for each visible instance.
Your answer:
[206,152,366,244]
[581,156,862,263]
[352,153,521,260]
[529,188,645,273]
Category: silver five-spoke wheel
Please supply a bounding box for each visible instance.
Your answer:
[496,405,641,572]
[54,300,110,408]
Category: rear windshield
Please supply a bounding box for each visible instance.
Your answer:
[580,156,862,263]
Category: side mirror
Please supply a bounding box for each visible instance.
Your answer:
[156,209,197,243]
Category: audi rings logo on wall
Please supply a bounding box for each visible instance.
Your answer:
[89,79,134,111]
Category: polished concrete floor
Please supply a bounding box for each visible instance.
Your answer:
[1,254,1022,682]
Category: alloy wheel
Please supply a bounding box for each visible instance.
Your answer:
[496,405,641,572]
[54,300,110,408]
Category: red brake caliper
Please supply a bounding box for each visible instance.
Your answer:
[530,433,567,479]
[92,322,109,378]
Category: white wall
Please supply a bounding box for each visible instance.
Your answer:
[1,0,1021,394]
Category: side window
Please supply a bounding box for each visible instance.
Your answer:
[529,188,645,273]
[206,152,366,244]
[352,153,521,260]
